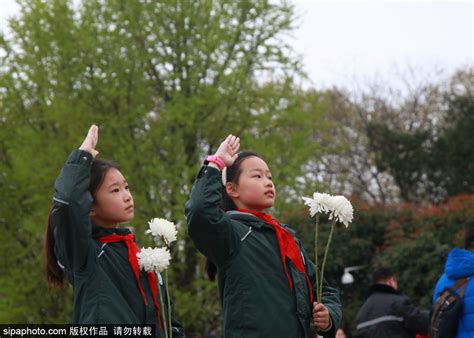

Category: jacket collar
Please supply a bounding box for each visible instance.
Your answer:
[227,210,269,229]
[226,210,297,237]
[368,283,400,296]
[92,224,132,239]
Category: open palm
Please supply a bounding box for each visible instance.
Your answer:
[79,125,99,158]
[215,134,240,166]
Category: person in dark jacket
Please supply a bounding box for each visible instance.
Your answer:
[355,267,429,338]
[44,125,184,337]
[185,135,342,338]
[432,224,474,338]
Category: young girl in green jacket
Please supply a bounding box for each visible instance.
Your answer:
[44,125,184,337]
[185,135,342,338]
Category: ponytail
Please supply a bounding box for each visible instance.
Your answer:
[44,209,64,287]
[205,259,218,281]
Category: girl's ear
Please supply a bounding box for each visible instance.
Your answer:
[90,207,96,217]
[226,182,239,198]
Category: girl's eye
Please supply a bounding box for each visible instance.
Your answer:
[112,188,120,193]
[253,175,261,178]
[268,176,272,180]
[125,185,130,190]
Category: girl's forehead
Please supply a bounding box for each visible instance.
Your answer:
[241,156,270,171]
[104,168,126,182]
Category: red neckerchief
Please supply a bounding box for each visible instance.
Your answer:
[97,233,162,327]
[237,209,314,304]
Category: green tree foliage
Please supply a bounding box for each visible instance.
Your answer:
[318,70,474,205]
[365,68,474,203]
[0,0,337,333]
[432,91,474,197]
[367,122,433,202]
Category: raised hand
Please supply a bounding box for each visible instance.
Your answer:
[215,134,240,167]
[79,125,99,158]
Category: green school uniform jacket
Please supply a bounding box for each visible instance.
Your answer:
[52,150,184,337]
[185,166,342,338]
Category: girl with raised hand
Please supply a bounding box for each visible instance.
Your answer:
[44,125,184,337]
[185,135,341,338]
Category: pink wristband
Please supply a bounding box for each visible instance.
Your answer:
[206,155,225,171]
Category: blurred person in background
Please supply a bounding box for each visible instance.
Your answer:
[355,267,429,338]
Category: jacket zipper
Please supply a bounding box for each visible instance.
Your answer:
[241,226,253,241]
[97,243,107,258]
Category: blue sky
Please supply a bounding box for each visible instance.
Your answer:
[1,0,472,91]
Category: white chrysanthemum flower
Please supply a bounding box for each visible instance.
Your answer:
[303,191,354,302]
[302,192,332,217]
[326,195,353,227]
[146,218,177,246]
[137,247,171,274]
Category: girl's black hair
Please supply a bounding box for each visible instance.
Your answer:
[206,151,261,281]
[44,158,120,287]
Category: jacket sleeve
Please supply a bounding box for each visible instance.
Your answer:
[302,246,342,337]
[184,166,240,267]
[393,295,429,335]
[52,149,94,272]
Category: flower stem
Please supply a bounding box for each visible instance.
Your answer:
[319,218,336,302]
[158,277,169,338]
[314,214,320,303]
[165,270,172,338]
